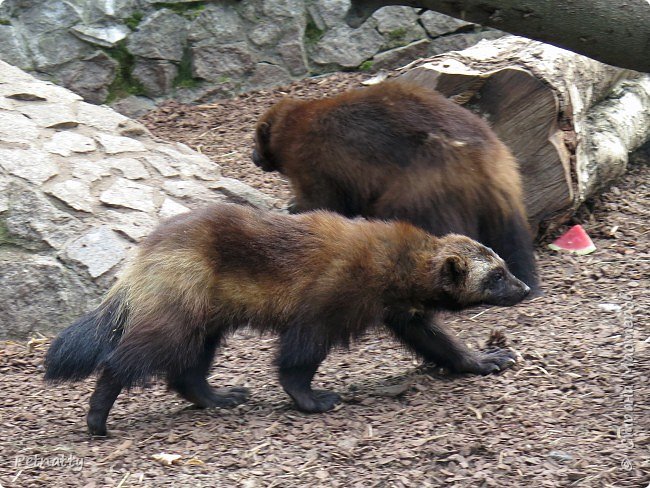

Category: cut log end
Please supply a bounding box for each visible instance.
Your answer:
[396,36,650,235]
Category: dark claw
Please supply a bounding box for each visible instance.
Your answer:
[293,389,341,413]
[200,386,250,408]
[87,412,108,437]
[457,348,518,375]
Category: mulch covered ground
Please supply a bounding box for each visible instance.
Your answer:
[1,73,648,487]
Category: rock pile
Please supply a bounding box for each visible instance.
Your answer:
[0,0,502,112]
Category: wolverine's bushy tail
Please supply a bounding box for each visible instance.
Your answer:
[44,295,127,382]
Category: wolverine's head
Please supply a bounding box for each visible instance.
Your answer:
[252,98,299,173]
[435,235,530,309]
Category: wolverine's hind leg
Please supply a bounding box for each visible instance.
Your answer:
[277,327,341,413]
[87,368,123,436]
[167,335,249,409]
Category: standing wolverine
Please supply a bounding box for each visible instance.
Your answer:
[252,80,539,292]
[45,204,529,436]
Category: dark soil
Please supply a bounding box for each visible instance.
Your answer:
[1,73,648,487]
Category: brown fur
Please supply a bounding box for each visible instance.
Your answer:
[45,203,529,435]
[252,80,539,290]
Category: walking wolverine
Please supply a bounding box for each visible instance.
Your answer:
[45,203,530,436]
[252,80,540,292]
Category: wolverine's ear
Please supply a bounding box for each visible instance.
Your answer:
[256,121,271,146]
[444,255,468,285]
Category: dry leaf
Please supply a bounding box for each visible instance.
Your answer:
[152,453,182,466]
[185,458,204,466]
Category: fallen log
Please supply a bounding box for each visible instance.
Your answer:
[345,0,650,72]
[397,36,650,235]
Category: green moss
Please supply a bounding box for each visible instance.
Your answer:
[173,49,200,89]
[304,17,325,46]
[387,27,407,41]
[358,60,374,72]
[104,41,146,103]
[383,27,410,49]
[0,220,11,246]
[0,219,20,248]
[155,2,206,19]
[124,11,144,30]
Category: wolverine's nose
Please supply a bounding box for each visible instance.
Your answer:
[522,284,531,297]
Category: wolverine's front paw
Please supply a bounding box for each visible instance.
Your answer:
[202,386,250,408]
[458,348,517,375]
[293,390,341,413]
[87,412,108,437]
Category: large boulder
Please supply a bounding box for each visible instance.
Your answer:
[0,60,279,339]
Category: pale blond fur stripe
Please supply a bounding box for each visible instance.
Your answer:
[103,248,216,331]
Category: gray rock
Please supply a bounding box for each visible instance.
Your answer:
[0,112,40,145]
[0,98,12,111]
[0,252,96,339]
[96,132,146,154]
[211,177,279,209]
[373,6,426,49]
[54,51,119,104]
[311,22,384,68]
[372,39,431,71]
[192,40,255,81]
[162,179,211,199]
[69,157,111,182]
[279,39,309,76]
[63,225,128,278]
[16,102,79,129]
[70,22,131,48]
[44,179,94,213]
[17,1,82,35]
[420,11,473,37]
[100,178,158,212]
[29,30,94,71]
[428,30,505,56]
[127,9,187,62]
[246,63,293,90]
[117,119,150,138]
[144,153,180,178]
[3,180,86,250]
[248,22,283,47]
[0,148,59,185]
[0,180,8,213]
[235,0,257,22]
[262,0,305,19]
[188,4,246,43]
[105,156,150,179]
[109,95,157,119]
[76,101,129,132]
[0,79,83,104]
[84,0,139,21]
[132,59,178,98]
[43,131,97,157]
[307,0,350,29]
[105,209,157,241]
[154,145,220,181]
[159,197,190,219]
[0,25,32,69]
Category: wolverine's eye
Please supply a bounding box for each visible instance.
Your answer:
[492,270,504,284]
